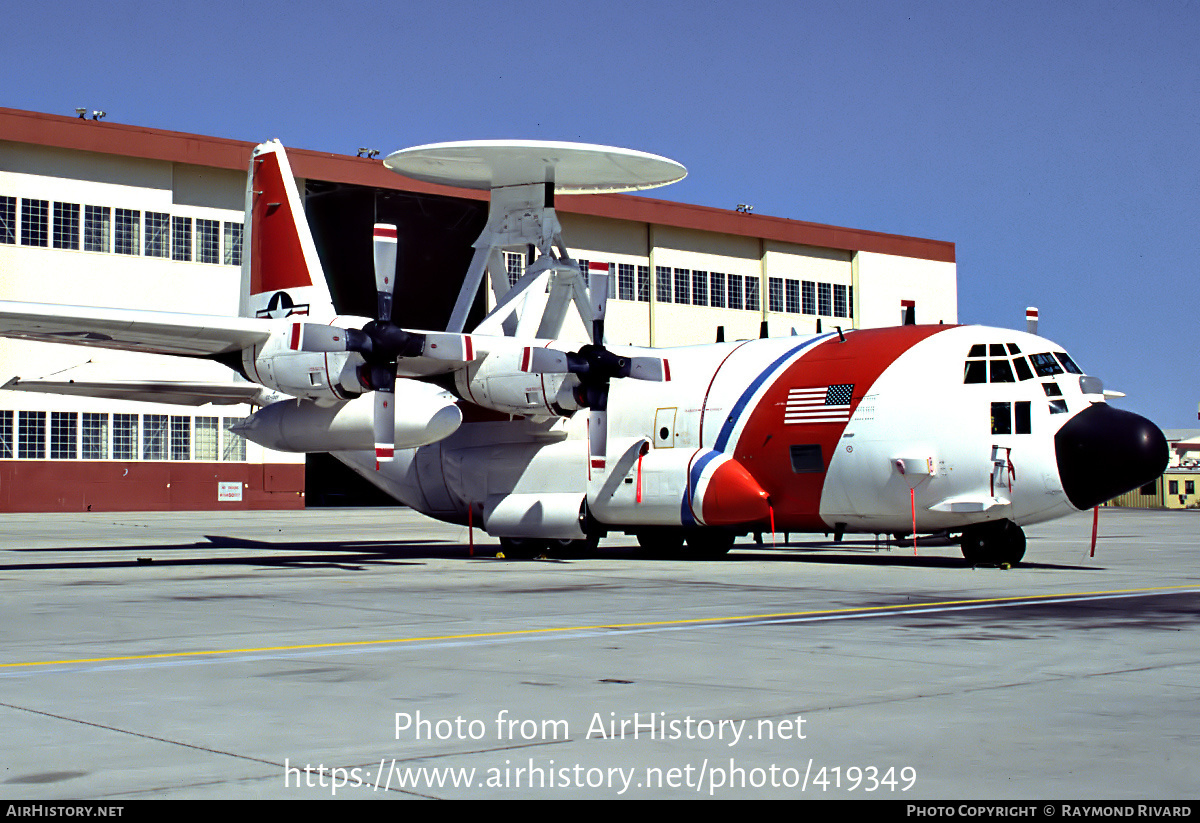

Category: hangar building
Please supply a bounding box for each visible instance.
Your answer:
[0,107,957,512]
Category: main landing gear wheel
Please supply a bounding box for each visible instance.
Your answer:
[497,537,547,559]
[548,535,601,558]
[683,530,736,558]
[635,529,685,557]
[960,520,1026,566]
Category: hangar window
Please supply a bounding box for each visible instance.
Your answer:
[503,250,525,287]
[223,418,247,461]
[692,270,709,306]
[197,219,220,264]
[53,202,79,250]
[1188,481,1196,496]
[113,414,137,460]
[727,273,743,310]
[785,279,800,314]
[0,196,14,244]
[745,278,760,311]
[21,198,48,247]
[145,212,170,258]
[17,411,45,459]
[223,222,243,266]
[656,266,672,303]
[618,263,635,301]
[834,284,849,318]
[50,412,77,459]
[818,282,832,316]
[768,277,784,313]
[114,209,140,255]
[142,414,167,460]
[172,216,192,261]
[82,413,108,459]
[802,280,816,315]
[170,416,191,460]
[84,205,110,252]
[674,268,691,305]
[1169,480,1179,495]
[0,410,12,457]
[709,272,726,308]
[637,265,650,303]
[195,417,219,461]
[789,444,824,473]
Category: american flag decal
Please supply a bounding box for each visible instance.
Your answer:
[784,384,855,424]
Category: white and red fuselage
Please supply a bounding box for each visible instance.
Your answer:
[330,322,1163,543]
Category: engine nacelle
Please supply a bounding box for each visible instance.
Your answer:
[242,318,369,403]
[454,346,577,417]
[233,380,462,452]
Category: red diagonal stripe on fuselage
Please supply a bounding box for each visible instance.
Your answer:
[732,326,948,531]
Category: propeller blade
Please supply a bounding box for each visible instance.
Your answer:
[587,408,607,477]
[587,263,610,345]
[373,224,398,322]
[422,332,476,362]
[627,356,669,382]
[522,346,570,374]
[289,322,350,352]
[373,385,396,465]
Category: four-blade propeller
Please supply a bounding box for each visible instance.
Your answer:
[522,264,669,471]
[288,224,473,465]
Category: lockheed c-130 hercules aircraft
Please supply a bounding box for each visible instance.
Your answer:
[0,139,1168,565]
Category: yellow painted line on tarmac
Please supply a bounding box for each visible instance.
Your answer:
[3,584,1197,670]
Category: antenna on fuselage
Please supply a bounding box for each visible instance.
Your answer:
[1026,307,1039,335]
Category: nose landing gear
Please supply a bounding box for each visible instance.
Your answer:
[959,519,1026,566]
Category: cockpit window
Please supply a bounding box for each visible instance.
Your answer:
[1012,357,1033,381]
[965,343,1034,383]
[1056,352,1082,374]
[1029,353,1063,377]
[990,359,1015,383]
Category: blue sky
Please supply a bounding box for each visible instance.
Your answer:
[3,0,1197,426]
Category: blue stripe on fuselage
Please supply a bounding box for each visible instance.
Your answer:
[712,333,835,453]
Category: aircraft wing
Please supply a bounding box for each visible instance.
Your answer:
[0,301,271,357]
[1,376,279,407]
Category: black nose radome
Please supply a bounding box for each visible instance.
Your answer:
[1055,404,1168,510]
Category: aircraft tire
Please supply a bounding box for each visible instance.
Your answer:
[635,529,686,557]
[684,530,736,558]
[549,535,601,558]
[960,520,1026,566]
[498,537,548,559]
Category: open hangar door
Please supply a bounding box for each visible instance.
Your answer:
[302,180,488,506]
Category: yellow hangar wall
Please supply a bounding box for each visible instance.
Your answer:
[0,143,306,512]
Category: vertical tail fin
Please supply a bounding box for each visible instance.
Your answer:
[239,140,336,321]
